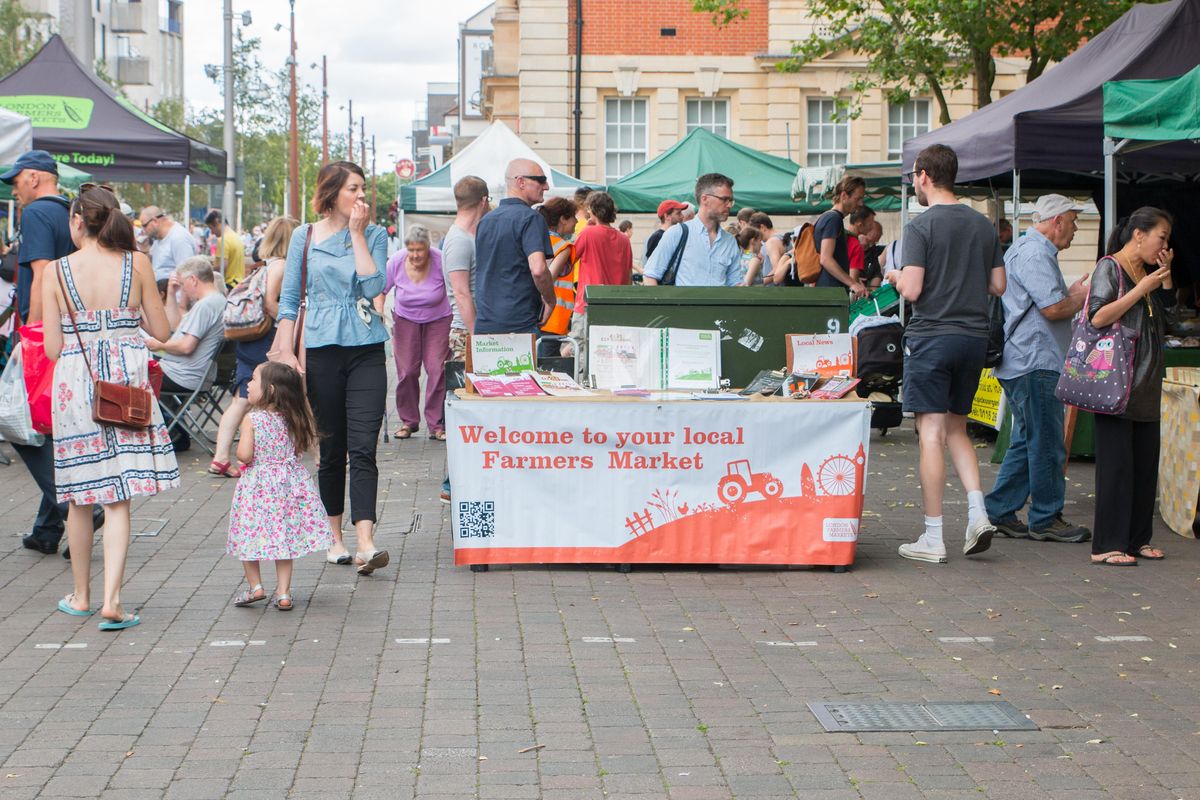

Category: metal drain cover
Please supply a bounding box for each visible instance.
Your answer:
[808,701,1038,732]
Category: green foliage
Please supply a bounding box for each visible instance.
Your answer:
[0,0,51,78]
[692,0,1153,125]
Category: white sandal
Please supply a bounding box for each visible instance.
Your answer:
[355,549,390,575]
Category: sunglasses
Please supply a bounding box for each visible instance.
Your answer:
[518,174,549,185]
[80,182,115,194]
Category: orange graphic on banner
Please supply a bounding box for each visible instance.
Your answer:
[456,445,866,567]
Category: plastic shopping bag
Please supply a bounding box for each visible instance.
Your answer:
[0,345,45,446]
[18,323,55,435]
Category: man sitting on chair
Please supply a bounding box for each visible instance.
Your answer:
[144,256,226,452]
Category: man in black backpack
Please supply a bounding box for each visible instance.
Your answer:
[2,151,104,557]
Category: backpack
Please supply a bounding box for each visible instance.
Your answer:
[223,262,273,341]
[782,223,821,285]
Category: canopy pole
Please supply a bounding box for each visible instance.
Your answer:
[899,182,909,228]
[183,175,191,223]
[7,200,13,241]
[1103,137,1118,244]
[1011,170,1021,238]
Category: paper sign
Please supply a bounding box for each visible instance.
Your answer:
[466,334,535,375]
[787,334,855,377]
[968,368,1006,429]
[588,326,721,390]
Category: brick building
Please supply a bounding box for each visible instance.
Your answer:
[480,0,1031,185]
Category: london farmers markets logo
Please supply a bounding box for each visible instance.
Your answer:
[0,95,94,130]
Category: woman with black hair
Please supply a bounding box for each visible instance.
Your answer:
[1088,207,1175,566]
[41,185,178,629]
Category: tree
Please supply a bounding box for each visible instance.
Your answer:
[0,0,51,77]
[692,0,1152,124]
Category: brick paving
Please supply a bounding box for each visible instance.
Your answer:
[2,424,1199,799]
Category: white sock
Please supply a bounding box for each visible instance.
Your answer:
[967,491,986,525]
[923,516,944,548]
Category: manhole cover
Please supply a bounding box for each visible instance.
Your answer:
[808,702,1037,732]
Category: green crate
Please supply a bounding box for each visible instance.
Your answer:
[584,286,849,387]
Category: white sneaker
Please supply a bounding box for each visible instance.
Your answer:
[899,535,948,564]
[964,517,995,556]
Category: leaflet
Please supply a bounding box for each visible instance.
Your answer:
[530,371,593,396]
[588,326,721,390]
[465,373,546,397]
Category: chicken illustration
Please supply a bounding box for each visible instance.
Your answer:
[1085,337,1115,371]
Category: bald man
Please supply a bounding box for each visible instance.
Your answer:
[472,159,556,334]
[139,205,197,281]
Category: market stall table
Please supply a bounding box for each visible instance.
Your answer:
[446,391,872,571]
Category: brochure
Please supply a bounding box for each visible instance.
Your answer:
[531,371,593,397]
[466,333,536,375]
[465,373,546,397]
[786,333,855,377]
[588,326,721,390]
[810,376,862,400]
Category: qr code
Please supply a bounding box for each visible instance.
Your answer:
[457,501,495,538]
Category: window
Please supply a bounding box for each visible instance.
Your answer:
[686,98,728,138]
[605,98,647,182]
[806,98,849,167]
[888,100,930,159]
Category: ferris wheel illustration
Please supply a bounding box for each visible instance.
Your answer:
[816,454,861,496]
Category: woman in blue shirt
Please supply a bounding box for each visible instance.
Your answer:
[275,161,391,575]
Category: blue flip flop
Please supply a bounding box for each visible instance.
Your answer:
[57,596,93,617]
[98,613,140,631]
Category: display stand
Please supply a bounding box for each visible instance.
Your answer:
[446,391,872,570]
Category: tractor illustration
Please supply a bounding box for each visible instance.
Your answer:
[717,460,784,505]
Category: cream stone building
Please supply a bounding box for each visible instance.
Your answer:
[481,0,1031,183]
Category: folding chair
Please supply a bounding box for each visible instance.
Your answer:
[159,360,221,455]
[189,341,239,434]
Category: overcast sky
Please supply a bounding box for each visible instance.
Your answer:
[184,0,489,174]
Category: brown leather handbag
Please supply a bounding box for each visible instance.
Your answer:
[57,263,154,430]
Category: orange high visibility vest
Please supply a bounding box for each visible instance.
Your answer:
[541,234,577,336]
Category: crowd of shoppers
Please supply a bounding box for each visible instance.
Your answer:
[3,135,1182,633]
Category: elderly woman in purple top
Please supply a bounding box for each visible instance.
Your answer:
[386,224,452,440]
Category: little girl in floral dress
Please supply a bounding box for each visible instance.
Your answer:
[226,362,331,610]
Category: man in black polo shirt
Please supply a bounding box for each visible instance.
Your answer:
[473,158,556,334]
[1,150,103,557]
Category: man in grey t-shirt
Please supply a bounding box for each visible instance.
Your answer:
[986,194,1090,544]
[893,144,1006,565]
[144,256,226,451]
[140,206,198,282]
[442,175,489,360]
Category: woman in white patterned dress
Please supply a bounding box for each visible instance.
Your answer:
[41,185,179,631]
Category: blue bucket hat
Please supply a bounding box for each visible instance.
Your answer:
[0,150,60,184]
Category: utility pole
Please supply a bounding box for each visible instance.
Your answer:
[370,135,377,219]
[221,0,236,224]
[320,55,329,165]
[287,0,299,224]
[348,100,353,161]
[360,117,366,171]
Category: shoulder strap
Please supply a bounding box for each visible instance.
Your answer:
[118,251,133,307]
[55,263,96,384]
[662,223,689,284]
[292,225,314,353]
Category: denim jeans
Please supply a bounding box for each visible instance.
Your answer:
[985,370,1066,530]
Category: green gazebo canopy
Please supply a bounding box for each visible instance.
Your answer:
[607,128,817,215]
[1103,65,1200,142]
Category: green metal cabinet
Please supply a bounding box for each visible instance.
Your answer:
[584,286,849,387]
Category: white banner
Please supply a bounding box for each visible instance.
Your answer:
[447,398,873,566]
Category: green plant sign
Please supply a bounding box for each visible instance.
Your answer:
[0,95,94,129]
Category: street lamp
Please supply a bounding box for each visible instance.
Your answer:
[286,0,299,221]
[311,57,328,165]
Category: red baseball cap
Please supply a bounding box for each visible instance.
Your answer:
[657,199,687,219]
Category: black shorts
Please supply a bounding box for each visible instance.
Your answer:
[902,333,987,416]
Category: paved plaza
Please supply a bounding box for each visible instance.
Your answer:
[1,424,1199,800]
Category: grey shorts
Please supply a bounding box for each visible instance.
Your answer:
[902,333,987,416]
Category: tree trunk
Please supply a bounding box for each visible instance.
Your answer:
[973,50,996,108]
[925,74,953,125]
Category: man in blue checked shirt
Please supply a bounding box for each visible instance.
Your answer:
[643,173,742,287]
[986,194,1091,544]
